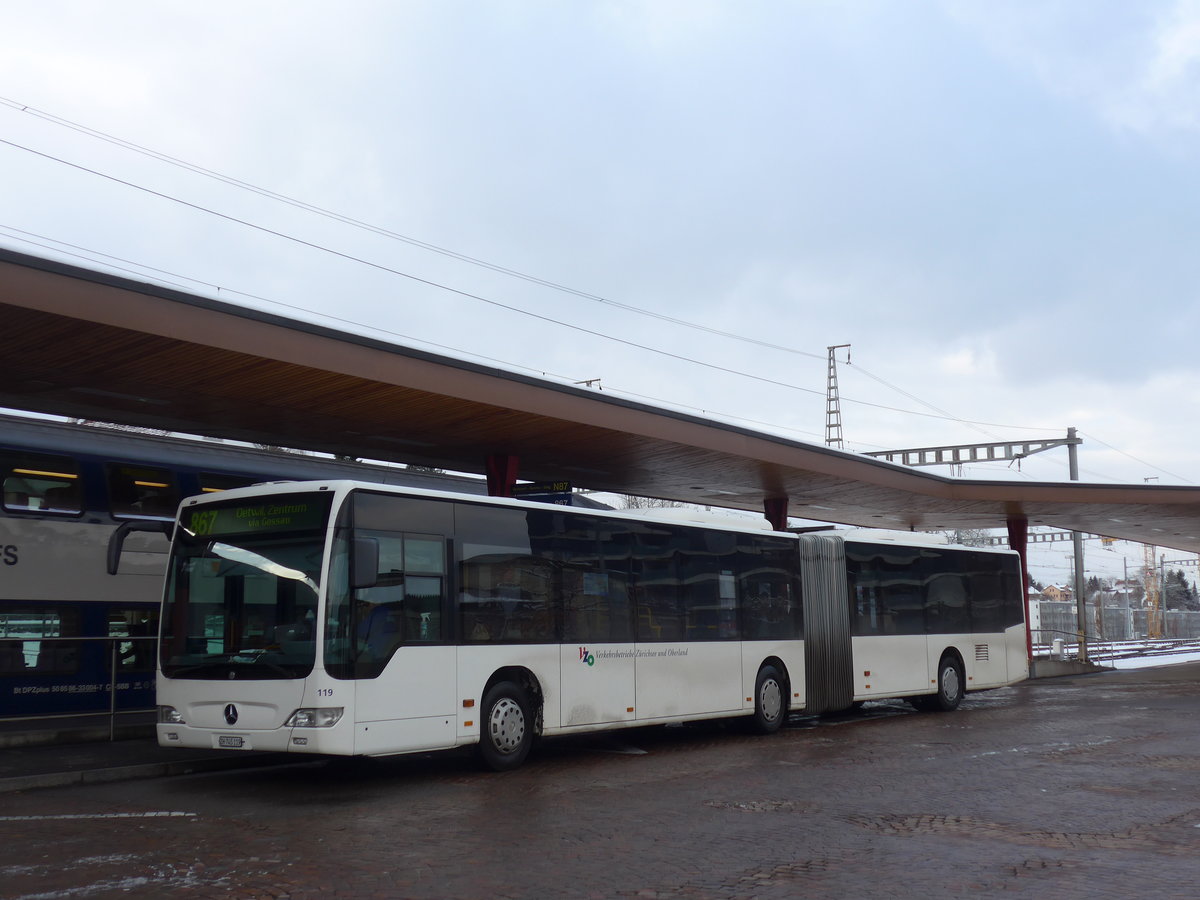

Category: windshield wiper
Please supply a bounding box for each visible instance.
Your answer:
[166,660,238,678]
[235,658,298,678]
[167,653,304,678]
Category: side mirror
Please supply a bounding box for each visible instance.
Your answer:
[351,537,379,590]
[107,520,175,575]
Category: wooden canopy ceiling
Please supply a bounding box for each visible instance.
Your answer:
[4,247,1200,553]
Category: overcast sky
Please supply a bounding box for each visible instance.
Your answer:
[4,1,1200,494]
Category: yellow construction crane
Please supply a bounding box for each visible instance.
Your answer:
[1144,542,1162,639]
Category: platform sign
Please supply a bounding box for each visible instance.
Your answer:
[512,481,573,505]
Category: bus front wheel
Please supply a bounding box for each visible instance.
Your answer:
[750,664,787,734]
[477,681,534,772]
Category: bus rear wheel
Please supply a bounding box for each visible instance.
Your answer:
[750,664,787,734]
[477,681,534,772]
[931,655,964,711]
[908,655,965,712]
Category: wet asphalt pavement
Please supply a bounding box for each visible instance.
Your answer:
[1,663,1198,899]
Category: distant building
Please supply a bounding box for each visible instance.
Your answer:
[1042,584,1073,603]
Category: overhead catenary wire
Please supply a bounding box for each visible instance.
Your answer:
[1079,431,1193,484]
[0,96,1064,440]
[0,225,835,442]
[847,361,1004,441]
[1,96,1094,446]
[0,138,1070,433]
[5,225,1167,487]
[2,100,1185,482]
[0,96,829,361]
[0,224,577,383]
[0,224,963,452]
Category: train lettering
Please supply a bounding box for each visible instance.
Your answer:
[2,545,17,565]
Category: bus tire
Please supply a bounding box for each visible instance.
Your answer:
[932,654,964,711]
[477,681,534,771]
[750,664,787,734]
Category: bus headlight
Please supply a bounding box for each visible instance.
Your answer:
[285,707,344,728]
[158,706,186,724]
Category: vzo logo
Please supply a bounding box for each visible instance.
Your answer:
[578,646,595,667]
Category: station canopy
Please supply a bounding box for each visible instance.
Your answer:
[4,246,1200,554]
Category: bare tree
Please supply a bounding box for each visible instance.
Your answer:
[941,528,994,547]
[620,495,685,510]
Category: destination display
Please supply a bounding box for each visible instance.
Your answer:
[181,492,332,537]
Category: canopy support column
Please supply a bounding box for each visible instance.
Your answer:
[764,497,789,531]
[486,453,519,498]
[1007,514,1032,662]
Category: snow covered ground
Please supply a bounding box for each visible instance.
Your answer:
[1034,641,1200,670]
[1105,647,1200,670]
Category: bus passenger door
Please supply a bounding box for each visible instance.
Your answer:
[354,646,457,753]
[342,523,457,754]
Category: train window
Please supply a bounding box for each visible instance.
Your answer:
[107,463,180,519]
[109,607,159,670]
[199,473,259,493]
[0,607,80,675]
[1,452,83,515]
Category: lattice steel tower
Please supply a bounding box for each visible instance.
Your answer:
[825,344,851,448]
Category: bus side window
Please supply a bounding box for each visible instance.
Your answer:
[961,551,1013,633]
[632,523,685,642]
[353,531,446,659]
[457,505,557,644]
[558,515,634,644]
[678,529,739,641]
[740,536,802,640]
[1,452,83,515]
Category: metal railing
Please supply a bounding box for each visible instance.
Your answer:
[1031,629,1200,664]
[1030,628,1116,663]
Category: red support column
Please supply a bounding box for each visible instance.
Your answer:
[485,453,519,498]
[764,497,789,531]
[1007,515,1032,662]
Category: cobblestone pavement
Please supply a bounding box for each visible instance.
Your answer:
[2,664,1199,899]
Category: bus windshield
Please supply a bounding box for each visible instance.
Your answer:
[159,492,333,680]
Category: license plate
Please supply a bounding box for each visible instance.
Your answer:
[217,735,247,749]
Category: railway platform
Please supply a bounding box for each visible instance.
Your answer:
[0,726,284,793]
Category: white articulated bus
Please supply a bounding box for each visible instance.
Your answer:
[152,481,1028,770]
